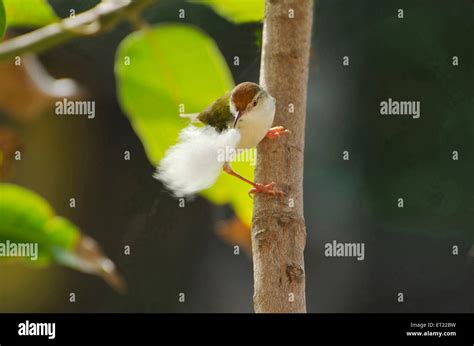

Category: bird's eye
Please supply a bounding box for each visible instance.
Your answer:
[253,100,258,107]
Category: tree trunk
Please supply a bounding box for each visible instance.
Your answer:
[252,0,313,313]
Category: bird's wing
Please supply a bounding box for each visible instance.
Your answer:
[197,92,234,132]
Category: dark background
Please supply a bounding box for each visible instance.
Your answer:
[0,0,473,312]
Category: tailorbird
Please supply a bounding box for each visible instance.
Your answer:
[155,82,289,197]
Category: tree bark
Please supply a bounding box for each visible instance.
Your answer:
[252,0,313,313]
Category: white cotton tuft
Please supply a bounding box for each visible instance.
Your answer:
[154,125,241,197]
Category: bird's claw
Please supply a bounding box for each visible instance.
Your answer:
[248,182,285,198]
[266,126,290,139]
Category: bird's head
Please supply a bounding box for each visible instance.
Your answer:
[229,82,275,128]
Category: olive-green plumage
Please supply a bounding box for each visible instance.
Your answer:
[197,92,234,132]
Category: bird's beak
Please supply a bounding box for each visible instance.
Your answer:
[233,111,241,128]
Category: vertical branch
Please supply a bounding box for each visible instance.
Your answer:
[252,0,313,313]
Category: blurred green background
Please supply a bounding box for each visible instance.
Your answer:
[0,0,472,312]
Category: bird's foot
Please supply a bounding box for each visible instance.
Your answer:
[266,126,290,139]
[248,182,284,198]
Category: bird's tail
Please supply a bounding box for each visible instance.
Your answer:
[179,112,200,123]
[154,125,241,197]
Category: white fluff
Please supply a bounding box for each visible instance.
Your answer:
[154,125,241,197]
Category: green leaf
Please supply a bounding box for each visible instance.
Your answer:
[0,184,76,262]
[115,24,255,226]
[0,184,125,291]
[0,0,5,39]
[190,0,264,23]
[3,0,57,27]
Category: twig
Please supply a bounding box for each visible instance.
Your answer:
[0,0,153,60]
